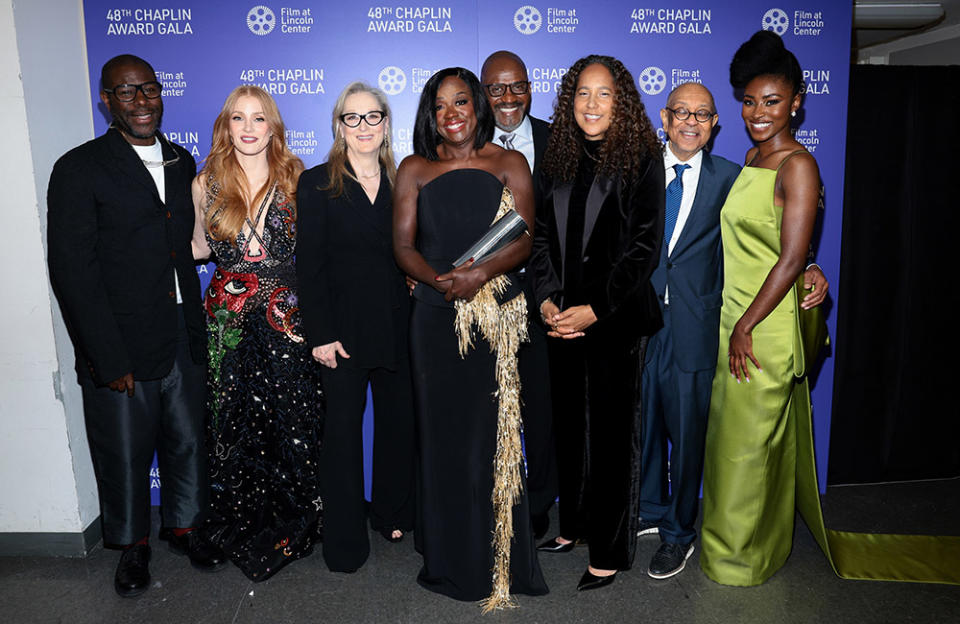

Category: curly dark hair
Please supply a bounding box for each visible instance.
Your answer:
[542,55,660,184]
[413,67,494,161]
[730,30,804,96]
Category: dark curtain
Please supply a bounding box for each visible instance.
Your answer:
[828,65,960,485]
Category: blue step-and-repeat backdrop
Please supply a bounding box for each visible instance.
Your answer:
[80,1,852,502]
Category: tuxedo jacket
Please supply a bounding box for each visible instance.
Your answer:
[651,150,741,371]
[47,127,205,384]
[295,163,409,370]
[529,115,550,181]
[530,153,665,348]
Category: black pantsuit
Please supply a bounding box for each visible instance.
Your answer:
[296,163,415,572]
[318,361,415,571]
[530,148,664,571]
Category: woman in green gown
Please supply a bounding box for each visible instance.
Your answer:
[699,30,824,586]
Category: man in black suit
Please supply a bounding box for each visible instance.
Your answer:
[637,82,828,579]
[47,54,224,597]
[480,50,556,539]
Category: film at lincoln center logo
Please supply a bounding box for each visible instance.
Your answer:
[379,67,407,95]
[514,6,542,34]
[762,8,789,35]
[247,5,276,35]
[638,67,666,96]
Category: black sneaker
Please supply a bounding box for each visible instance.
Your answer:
[647,542,694,579]
[636,518,659,537]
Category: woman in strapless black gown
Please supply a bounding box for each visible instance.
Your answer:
[393,67,548,610]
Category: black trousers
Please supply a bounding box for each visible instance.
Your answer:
[319,361,415,572]
[518,317,558,520]
[80,311,207,545]
[548,335,644,571]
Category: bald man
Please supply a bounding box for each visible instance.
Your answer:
[638,82,827,579]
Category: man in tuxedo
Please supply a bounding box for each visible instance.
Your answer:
[637,82,827,578]
[47,54,224,597]
[480,50,556,538]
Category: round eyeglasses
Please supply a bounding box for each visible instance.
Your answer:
[665,107,716,123]
[103,81,163,102]
[483,81,530,97]
[340,111,386,128]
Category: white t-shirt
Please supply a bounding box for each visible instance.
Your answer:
[130,139,183,304]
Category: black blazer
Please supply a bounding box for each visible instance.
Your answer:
[47,128,205,384]
[529,115,550,174]
[651,151,740,371]
[530,153,665,346]
[295,163,409,370]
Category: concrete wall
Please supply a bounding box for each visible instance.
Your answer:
[0,0,100,555]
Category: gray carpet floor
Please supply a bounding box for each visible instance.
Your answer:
[2,479,958,624]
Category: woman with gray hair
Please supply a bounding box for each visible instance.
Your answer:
[296,81,415,573]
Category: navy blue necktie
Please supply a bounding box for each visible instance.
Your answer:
[664,163,690,247]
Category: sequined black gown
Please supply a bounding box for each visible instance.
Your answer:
[202,182,324,581]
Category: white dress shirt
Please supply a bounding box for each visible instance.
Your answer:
[497,115,535,174]
[662,143,704,304]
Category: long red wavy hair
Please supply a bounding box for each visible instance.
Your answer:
[200,85,304,244]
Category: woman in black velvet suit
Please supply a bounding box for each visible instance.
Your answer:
[295,82,415,573]
[529,55,665,591]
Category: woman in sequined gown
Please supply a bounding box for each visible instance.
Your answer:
[393,68,547,608]
[191,85,323,582]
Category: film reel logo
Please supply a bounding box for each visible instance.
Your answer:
[638,67,666,96]
[514,6,542,35]
[762,8,789,35]
[247,6,276,35]
[378,66,407,96]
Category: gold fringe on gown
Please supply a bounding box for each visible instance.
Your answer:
[453,187,530,611]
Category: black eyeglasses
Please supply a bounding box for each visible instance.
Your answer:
[483,81,530,97]
[103,81,163,102]
[339,111,386,128]
[665,107,716,123]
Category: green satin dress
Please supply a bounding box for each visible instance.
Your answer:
[700,154,960,588]
[699,161,805,586]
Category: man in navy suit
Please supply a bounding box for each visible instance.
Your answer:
[480,50,556,538]
[637,82,827,578]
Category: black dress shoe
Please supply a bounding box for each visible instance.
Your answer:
[159,529,228,572]
[537,537,575,553]
[577,569,617,591]
[531,513,550,540]
[114,544,151,597]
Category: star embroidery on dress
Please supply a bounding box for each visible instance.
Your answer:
[312,496,323,511]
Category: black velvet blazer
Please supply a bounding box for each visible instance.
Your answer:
[295,163,409,370]
[529,152,665,347]
[47,128,205,384]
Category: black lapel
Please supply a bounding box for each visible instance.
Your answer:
[105,127,162,203]
[582,175,614,254]
[161,135,187,206]
[554,183,572,267]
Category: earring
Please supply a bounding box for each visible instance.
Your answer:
[384,135,390,148]
[791,111,797,117]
